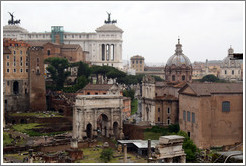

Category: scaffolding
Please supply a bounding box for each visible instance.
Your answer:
[51,26,64,44]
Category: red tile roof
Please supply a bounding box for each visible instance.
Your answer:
[77,84,113,92]
[180,83,243,96]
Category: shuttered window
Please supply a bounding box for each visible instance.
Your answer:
[222,101,230,112]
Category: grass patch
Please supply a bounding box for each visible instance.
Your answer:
[4,152,28,162]
[12,123,43,136]
[131,99,138,115]
[3,132,14,146]
[9,112,63,118]
[12,123,67,137]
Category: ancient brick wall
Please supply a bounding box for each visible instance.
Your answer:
[28,47,46,111]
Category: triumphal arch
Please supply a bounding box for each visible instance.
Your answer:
[72,95,124,143]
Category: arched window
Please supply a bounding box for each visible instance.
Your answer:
[167,107,171,114]
[167,118,171,125]
[182,75,185,81]
[47,50,51,56]
[222,101,230,112]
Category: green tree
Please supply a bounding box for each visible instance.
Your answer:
[45,57,70,90]
[201,74,219,82]
[123,89,135,101]
[74,76,89,91]
[177,131,197,162]
[77,61,90,78]
[100,148,114,163]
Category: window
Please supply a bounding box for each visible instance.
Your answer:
[192,112,195,123]
[7,69,9,73]
[132,61,134,64]
[47,50,51,56]
[13,69,16,73]
[167,107,171,114]
[37,58,39,62]
[187,132,190,137]
[158,117,160,122]
[7,55,9,59]
[14,62,16,66]
[182,75,185,81]
[232,70,234,75]
[136,60,138,64]
[187,111,190,121]
[20,69,23,73]
[13,50,16,55]
[26,62,28,66]
[140,60,142,64]
[172,75,175,81]
[183,111,186,121]
[87,92,90,95]
[26,69,28,72]
[222,101,230,112]
[158,108,160,113]
[225,70,227,74]
[95,92,98,95]
[7,62,9,66]
[167,118,171,125]
[20,50,22,55]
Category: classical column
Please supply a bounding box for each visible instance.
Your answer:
[148,139,151,161]
[123,144,127,163]
[94,109,97,137]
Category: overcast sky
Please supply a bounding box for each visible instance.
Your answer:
[1,1,245,64]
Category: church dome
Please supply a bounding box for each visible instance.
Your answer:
[221,46,241,68]
[166,39,191,67]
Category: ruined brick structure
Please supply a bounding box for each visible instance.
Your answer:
[28,46,46,111]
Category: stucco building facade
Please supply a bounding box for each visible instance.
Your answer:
[130,55,145,73]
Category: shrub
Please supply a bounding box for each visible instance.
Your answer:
[177,131,197,162]
[100,148,113,163]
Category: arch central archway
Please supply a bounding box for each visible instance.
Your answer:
[97,113,109,137]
